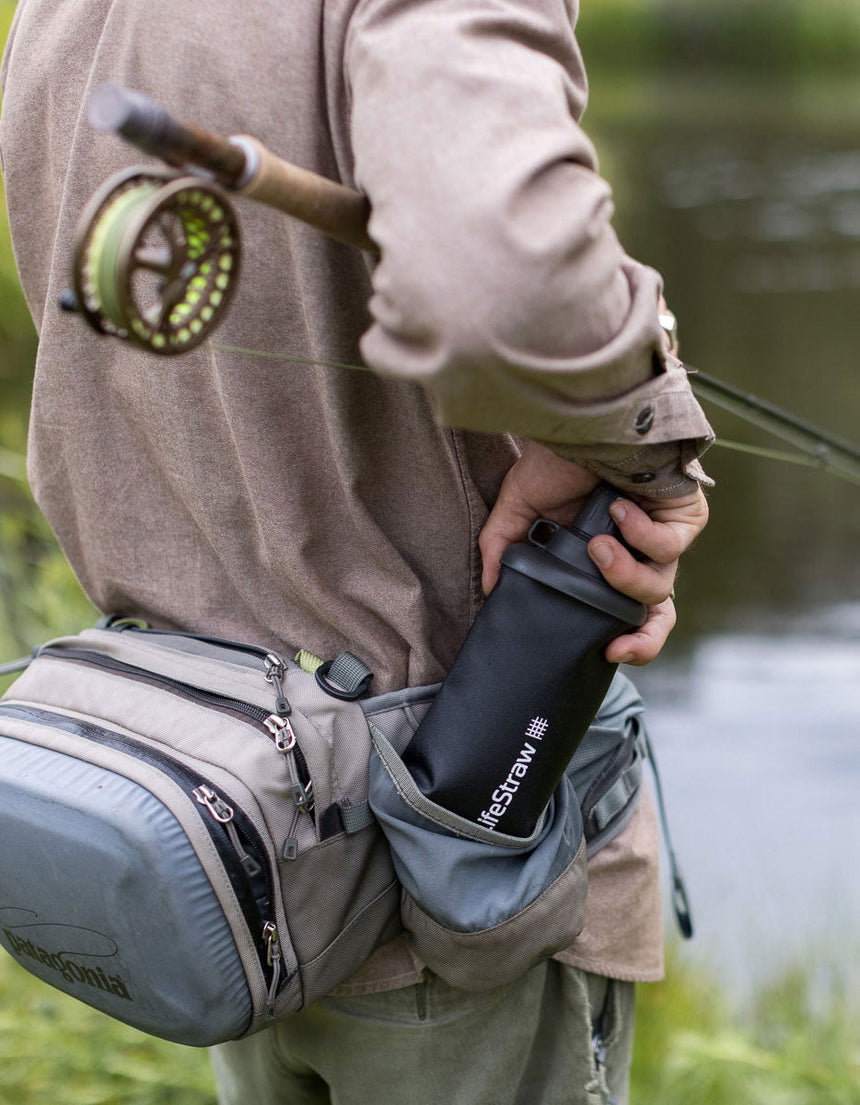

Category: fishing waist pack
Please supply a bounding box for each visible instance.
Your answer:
[0,621,649,1046]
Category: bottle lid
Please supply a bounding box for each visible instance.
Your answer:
[500,484,647,628]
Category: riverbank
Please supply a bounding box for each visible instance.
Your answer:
[0,948,855,1105]
[1,4,858,1101]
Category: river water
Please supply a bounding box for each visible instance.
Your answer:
[1,73,858,1004]
[584,74,860,1002]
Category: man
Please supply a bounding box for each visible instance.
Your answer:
[1,0,711,1101]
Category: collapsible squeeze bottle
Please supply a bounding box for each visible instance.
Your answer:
[400,482,647,837]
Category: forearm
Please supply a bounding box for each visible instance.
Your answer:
[346,0,713,496]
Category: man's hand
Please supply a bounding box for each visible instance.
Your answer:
[478,443,709,666]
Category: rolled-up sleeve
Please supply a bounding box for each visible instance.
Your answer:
[345,0,713,497]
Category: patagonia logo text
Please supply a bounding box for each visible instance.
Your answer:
[3,926,132,1001]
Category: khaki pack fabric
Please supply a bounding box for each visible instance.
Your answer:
[0,624,648,1042]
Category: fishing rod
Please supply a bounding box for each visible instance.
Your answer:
[62,83,860,484]
[688,370,860,485]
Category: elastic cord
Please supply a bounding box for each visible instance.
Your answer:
[0,656,33,677]
[642,726,694,939]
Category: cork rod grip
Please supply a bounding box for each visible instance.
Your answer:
[233,136,376,255]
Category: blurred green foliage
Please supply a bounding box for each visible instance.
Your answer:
[0,955,217,1105]
[0,946,856,1104]
[577,0,860,74]
[632,949,860,1104]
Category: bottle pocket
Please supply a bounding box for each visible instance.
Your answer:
[368,723,588,991]
[364,671,652,991]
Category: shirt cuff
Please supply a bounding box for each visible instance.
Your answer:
[536,359,716,498]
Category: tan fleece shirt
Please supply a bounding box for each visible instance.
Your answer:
[0,0,711,987]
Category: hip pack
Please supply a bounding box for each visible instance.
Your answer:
[0,621,650,1046]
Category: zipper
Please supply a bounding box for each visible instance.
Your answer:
[262,714,312,810]
[38,646,314,820]
[282,803,311,861]
[263,654,291,717]
[263,921,282,1016]
[104,620,285,667]
[193,784,263,878]
[0,700,280,992]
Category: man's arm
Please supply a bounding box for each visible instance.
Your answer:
[345,0,714,499]
[346,0,712,663]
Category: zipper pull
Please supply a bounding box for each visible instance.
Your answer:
[263,921,282,1015]
[264,653,291,716]
[263,714,311,808]
[193,785,262,878]
[282,803,307,860]
[591,1030,618,1105]
[193,783,233,823]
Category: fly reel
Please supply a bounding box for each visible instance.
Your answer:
[71,168,241,355]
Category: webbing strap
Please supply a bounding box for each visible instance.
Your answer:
[327,652,373,694]
[591,754,644,831]
[339,801,376,834]
[642,728,694,940]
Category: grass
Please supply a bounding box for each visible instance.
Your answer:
[0,947,856,1104]
[0,955,216,1105]
[631,950,860,1105]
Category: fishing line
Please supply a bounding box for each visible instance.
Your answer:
[209,341,860,485]
[2,342,855,486]
[710,438,860,476]
[210,342,371,374]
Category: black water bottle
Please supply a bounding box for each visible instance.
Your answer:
[401,482,647,837]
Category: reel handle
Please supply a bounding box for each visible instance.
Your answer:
[89,84,375,254]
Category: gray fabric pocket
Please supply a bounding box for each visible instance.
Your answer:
[368,727,587,990]
[365,671,649,991]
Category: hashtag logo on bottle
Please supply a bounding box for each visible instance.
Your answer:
[524,717,549,741]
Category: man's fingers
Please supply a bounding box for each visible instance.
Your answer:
[478,445,599,594]
[605,599,677,666]
[585,486,708,605]
[607,490,708,565]
[587,536,677,607]
[478,493,536,595]
[479,526,520,595]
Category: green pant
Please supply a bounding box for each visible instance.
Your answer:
[209,962,634,1105]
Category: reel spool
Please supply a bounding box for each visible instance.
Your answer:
[72,168,241,354]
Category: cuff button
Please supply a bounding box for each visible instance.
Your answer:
[631,471,657,484]
[634,407,655,434]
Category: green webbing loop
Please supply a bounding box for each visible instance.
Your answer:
[295,649,324,674]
